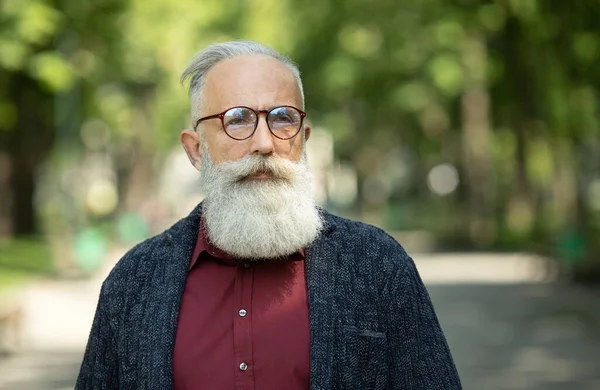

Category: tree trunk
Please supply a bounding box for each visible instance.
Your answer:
[0,152,12,237]
[123,83,157,213]
[460,32,494,245]
[503,16,538,235]
[7,73,55,236]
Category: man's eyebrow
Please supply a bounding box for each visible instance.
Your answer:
[262,103,295,110]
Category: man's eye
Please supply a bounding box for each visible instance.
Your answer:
[228,117,245,125]
[276,114,293,123]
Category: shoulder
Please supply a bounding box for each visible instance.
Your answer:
[99,231,169,302]
[320,211,424,305]
[322,211,412,272]
[324,211,405,253]
[100,208,199,299]
[103,233,166,286]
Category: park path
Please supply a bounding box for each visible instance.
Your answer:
[0,251,599,390]
[0,248,119,390]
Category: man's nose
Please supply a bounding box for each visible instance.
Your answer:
[250,115,275,155]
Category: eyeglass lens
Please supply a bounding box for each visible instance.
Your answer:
[222,106,302,140]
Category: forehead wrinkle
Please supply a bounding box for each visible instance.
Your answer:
[199,58,303,123]
[214,92,300,112]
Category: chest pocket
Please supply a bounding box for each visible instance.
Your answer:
[340,325,389,390]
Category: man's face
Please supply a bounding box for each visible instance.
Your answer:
[179,54,322,259]
[181,54,309,171]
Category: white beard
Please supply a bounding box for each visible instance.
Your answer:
[198,142,323,260]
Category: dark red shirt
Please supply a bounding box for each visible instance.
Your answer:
[173,221,311,390]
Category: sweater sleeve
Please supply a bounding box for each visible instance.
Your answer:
[75,283,119,390]
[384,252,462,390]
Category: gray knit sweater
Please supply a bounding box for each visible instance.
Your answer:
[76,204,461,389]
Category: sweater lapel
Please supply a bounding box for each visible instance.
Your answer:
[146,204,202,388]
[306,212,338,390]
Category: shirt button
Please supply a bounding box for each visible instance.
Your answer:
[239,362,248,371]
[243,261,250,269]
[239,309,247,317]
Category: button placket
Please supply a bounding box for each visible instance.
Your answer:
[233,261,255,386]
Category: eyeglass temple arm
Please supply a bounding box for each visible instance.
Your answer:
[194,113,223,130]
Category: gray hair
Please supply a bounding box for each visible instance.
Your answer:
[181,40,305,126]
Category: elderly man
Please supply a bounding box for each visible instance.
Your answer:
[77,40,461,389]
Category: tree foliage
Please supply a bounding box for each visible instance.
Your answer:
[1,0,599,279]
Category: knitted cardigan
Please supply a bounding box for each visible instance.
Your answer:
[76,204,461,389]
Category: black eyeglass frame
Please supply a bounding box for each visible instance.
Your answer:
[193,105,306,141]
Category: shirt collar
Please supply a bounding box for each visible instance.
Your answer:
[189,219,305,271]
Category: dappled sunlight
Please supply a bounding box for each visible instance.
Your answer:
[1,0,599,388]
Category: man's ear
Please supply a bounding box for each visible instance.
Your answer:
[180,129,202,171]
[304,124,311,142]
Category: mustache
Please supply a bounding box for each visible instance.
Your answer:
[216,154,297,183]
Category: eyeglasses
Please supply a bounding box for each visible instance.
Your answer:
[194,105,306,141]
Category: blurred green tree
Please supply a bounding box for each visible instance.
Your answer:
[0,0,127,236]
[1,0,599,280]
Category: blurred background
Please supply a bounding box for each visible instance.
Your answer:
[1,0,599,389]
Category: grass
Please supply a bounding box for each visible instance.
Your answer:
[0,237,53,294]
[0,269,32,293]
